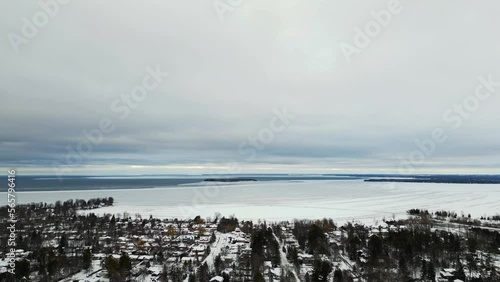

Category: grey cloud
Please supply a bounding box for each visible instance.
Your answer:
[1,0,499,174]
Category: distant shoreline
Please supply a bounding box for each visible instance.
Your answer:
[365,176,500,184]
[1,174,499,193]
[203,178,257,182]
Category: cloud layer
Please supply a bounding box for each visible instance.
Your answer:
[1,0,499,175]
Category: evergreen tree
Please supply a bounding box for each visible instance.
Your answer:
[456,260,466,281]
[82,249,92,270]
[308,224,329,255]
[119,252,132,273]
[105,255,121,281]
[398,254,410,280]
[15,259,30,280]
[490,266,498,281]
[368,235,383,263]
[58,233,68,254]
[312,258,333,282]
[198,263,210,282]
[253,272,265,282]
[427,261,436,282]
[333,268,343,282]
[421,259,428,280]
[159,264,169,282]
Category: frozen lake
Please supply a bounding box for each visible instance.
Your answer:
[4,180,500,224]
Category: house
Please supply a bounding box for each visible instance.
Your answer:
[298,253,314,265]
[438,268,457,282]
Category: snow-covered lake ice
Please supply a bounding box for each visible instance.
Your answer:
[4,180,500,224]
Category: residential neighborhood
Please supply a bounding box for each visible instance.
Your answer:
[1,200,500,281]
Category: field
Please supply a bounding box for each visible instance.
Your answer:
[4,180,500,224]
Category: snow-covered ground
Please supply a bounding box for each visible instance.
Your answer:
[4,180,500,224]
[61,260,107,282]
[202,232,230,271]
[272,232,300,282]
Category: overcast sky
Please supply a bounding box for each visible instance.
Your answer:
[1,0,499,175]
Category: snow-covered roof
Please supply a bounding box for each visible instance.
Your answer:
[440,271,454,277]
[210,276,224,282]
